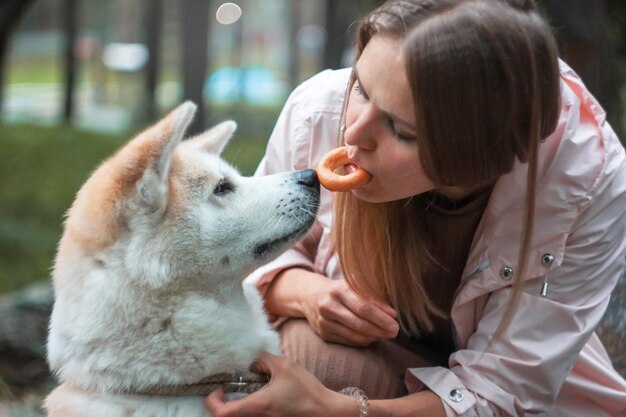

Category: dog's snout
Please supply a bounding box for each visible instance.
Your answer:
[294,169,319,191]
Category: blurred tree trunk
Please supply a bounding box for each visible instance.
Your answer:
[604,0,626,141]
[0,0,37,115]
[544,0,607,104]
[323,0,350,69]
[181,0,210,135]
[62,0,78,123]
[287,0,302,88]
[323,0,382,70]
[544,0,626,142]
[144,0,163,122]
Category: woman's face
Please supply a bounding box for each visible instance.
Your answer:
[344,35,434,203]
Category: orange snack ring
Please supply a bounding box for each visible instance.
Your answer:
[316,147,371,192]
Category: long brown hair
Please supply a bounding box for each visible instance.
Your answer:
[335,0,560,338]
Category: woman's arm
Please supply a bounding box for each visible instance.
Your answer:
[205,352,445,417]
[265,267,399,346]
[244,70,344,302]
[409,155,626,416]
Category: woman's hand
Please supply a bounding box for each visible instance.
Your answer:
[265,268,399,346]
[301,279,399,346]
[205,353,448,417]
[204,352,355,417]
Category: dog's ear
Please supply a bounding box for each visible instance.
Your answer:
[133,101,196,212]
[188,120,237,155]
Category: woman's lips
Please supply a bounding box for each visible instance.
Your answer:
[344,163,359,174]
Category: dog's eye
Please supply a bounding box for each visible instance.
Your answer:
[213,179,235,196]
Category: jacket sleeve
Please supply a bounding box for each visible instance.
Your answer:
[409,164,626,416]
[407,96,626,415]
[244,87,321,300]
[244,69,347,302]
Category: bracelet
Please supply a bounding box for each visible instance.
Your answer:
[340,387,369,417]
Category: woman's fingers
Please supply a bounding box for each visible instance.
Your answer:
[206,352,336,417]
[324,283,399,338]
[303,279,399,344]
[321,303,397,341]
[318,318,379,346]
[250,351,280,376]
[205,388,236,417]
[338,287,398,330]
[368,296,398,318]
[205,354,275,417]
[205,388,270,417]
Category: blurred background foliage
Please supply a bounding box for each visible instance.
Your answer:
[0,0,379,295]
[0,0,625,294]
[0,122,267,294]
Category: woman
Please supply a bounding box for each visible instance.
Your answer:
[207,0,626,416]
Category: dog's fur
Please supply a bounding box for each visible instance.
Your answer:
[44,102,319,417]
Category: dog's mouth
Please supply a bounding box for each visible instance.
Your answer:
[253,228,308,259]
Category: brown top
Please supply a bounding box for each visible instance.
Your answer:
[408,187,492,357]
[276,189,493,398]
[279,187,493,398]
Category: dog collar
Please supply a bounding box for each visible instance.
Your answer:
[126,371,268,396]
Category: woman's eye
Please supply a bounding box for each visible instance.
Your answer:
[353,82,368,100]
[386,119,414,142]
[213,179,235,196]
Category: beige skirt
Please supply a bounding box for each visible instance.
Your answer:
[279,319,449,399]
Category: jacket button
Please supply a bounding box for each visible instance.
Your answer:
[541,253,554,267]
[500,266,514,280]
[449,389,464,402]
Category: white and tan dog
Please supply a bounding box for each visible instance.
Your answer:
[44,102,320,417]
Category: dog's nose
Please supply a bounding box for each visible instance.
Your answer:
[294,169,319,190]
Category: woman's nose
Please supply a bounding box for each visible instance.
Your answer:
[344,107,377,150]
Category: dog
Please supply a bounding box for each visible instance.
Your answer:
[43,102,320,417]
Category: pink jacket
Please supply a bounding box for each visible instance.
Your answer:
[244,61,626,416]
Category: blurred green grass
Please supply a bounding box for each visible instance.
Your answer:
[7,56,62,85]
[0,122,267,294]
